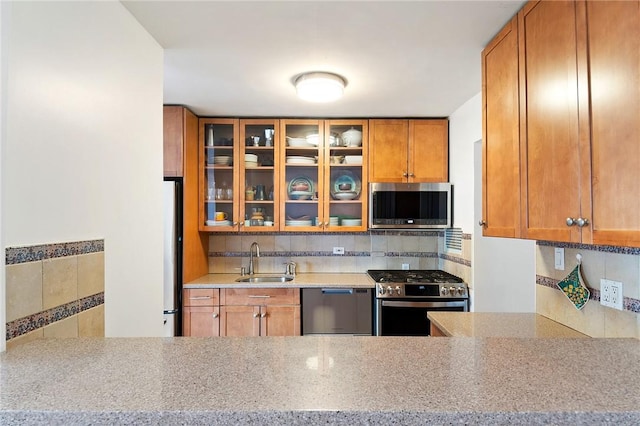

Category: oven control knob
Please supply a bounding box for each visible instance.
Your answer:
[378,285,385,295]
[441,286,449,296]
[387,286,393,295]
[457,287,466,296]
[449,286,457,295]
[394,286,401,295]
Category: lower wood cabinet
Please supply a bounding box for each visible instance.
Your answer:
[183,289,220,337]
[220,288,301,337]
[183,287,301,337]
[430,323,447,337]
[220,305,300,337]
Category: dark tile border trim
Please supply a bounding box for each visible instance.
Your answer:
[209,251,440,258]
[440,253,472,267]
[6,239,105,265]
[536,275,640,314]
[210,230,444,237]
[537,240,640,256]
[6,292,105,340]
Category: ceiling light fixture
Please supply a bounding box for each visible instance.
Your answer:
[294,72,346,103]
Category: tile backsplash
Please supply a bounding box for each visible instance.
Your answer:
[207,230,473,287]
[536,241,640,338]
[5,240,105,349]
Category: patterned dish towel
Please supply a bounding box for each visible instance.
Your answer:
[557,263,590,310]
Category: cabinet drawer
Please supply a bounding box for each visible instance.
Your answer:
[183,288,219,306]
[222,288,300,305]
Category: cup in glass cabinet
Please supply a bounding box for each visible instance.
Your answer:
[245,188,255,200]
[255,185,266,200]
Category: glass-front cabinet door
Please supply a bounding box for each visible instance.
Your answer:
[200,118,239,231]
[239,119,279,231]
[323,120,368,232]
[280,119,323,231]
[200,117,367,233]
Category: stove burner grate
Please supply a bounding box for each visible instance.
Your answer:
[367,269,463,284]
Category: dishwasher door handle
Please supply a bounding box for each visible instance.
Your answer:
[321,288,354,295]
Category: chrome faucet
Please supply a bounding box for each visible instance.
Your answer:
[248,241,260,275]
[285,261,297,277]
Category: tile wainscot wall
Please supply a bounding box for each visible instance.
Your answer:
[536,241,640,338]
[5,240,105,349]
[207,230,472,288]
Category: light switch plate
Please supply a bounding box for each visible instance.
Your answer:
[554,248,565,270]
[401,263,410,270]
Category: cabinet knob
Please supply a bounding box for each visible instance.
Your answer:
[253,313,260,318]
[233,221,238,226]
[478,220,487,227]
[324,222,329,227]
[239,221,244,226]
[260,313,267,318]
[212,313,219,318]
[408,173,415,178]
[566,217,577,226]
[402,171,408,177]
[576,217,589,227]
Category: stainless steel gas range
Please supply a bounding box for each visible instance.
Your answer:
[367,270,469,336]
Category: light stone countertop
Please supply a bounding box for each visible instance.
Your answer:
[428,312,590,338]
[184,272,375,289]
[1,337,640,425]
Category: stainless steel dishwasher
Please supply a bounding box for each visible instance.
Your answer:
[301,288,373,335]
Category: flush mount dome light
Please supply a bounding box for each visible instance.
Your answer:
[294,72,346,103]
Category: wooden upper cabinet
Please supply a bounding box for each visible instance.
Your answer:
[518,0,586,243]
[369,120,409,182]
[409,120,448,182]
[481,16,521,238]
[369,119,448,183]
[163,106,196,177]
[586,0,640,247]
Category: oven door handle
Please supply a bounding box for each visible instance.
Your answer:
[380,300,466,309]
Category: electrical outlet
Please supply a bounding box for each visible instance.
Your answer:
[601,279,623,309]
[402,263,410,270]
[333,247,344,255]
[610,280,624,310]
[554,248,565,270]
[601,279,612,307]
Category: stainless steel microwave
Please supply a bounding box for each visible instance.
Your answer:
[369,182,452,229]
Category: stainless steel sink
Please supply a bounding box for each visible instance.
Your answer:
[234,275,293,283]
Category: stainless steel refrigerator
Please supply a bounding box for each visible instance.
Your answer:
[163,179,183,336]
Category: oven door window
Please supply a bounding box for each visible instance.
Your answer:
[379,300,467,336]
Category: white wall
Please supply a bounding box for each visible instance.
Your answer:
[449,92,535,312]
[2,1,164,342]
[449,93,481,232]
[1,1,7,352]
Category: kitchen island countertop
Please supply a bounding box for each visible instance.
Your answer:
[185,272,375,289]
[1,336,639,425]
[428,312,590,338]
